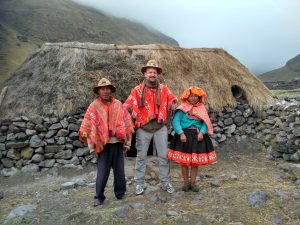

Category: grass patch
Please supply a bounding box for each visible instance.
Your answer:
[271,89,300,98]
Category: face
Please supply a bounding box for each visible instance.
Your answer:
[98,86,112,101]
[188,93,200,105]
[144,67,158,83]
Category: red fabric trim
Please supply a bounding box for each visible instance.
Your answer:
[168,149,217,166]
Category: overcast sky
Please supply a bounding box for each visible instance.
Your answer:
[74,0,300,74]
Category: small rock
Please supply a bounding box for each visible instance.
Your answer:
[130,203,145,210]
[6,149,21,160]
[1,167,19,177]
[271,217,283,225]
[210,179,221,187]
[247,190,268,207]
[21,147,34,159]
[61,182,76,190]
[76,147,90,157]
[21,164,40,173]
[62,190,69,196]
[71,177,86,186]
[49,123,63,130]
[0,191,4,199]
[228,174,238,180]
[5,204,37,223]
[149,194,159,204]
[1,158,14,168]
[279,162,300,179]
[87,182,95,188]
[166,210,178,217]
[45,130,57,138]
[31,154,44,163]
[30,135,44,148]
[39,159,55,168]
[114,207,129,218]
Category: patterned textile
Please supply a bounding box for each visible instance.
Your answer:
[79,97,134,154]
[168,129,217,166]
[176,101,214,135]
[124,83,177,127]
[168,149,217,166]
[140,80,161,107]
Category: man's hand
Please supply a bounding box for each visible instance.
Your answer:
[90,149,98,159]
[180,133,187,142]
[197,132,203,141]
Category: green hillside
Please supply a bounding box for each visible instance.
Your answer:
[259,54,300,82]
[0,0,178,82]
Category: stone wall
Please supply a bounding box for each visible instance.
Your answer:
[1,98,300,176]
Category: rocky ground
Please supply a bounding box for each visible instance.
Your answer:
[1,138,300,225]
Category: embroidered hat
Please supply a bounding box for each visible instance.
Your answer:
[93,78,116,94]
[141,59,162,74]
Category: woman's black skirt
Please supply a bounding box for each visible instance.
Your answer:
[168,128,217,166]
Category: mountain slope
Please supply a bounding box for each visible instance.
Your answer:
[0,0,178,82]
[259,54,300,82]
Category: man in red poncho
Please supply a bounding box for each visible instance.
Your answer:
[124,59,177,195]
[79,77,134,206]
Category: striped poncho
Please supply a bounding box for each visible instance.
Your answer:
[79,97,134,154]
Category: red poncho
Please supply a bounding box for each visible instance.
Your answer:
[79,97,134,154]
[124,83,177,127]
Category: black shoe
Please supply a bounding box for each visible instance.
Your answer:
[116,194,125,200]
[93,198,104,207]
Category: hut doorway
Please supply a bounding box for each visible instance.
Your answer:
[231,85,244,99]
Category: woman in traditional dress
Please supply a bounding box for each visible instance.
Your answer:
[168,86,217,192]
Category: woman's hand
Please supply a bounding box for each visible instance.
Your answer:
[180,133,187,142]
[197,132,203,141]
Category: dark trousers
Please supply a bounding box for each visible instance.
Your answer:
[95,143,126,201]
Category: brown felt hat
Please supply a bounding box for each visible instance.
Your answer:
[93,78,116,94]
[141,59,162,74]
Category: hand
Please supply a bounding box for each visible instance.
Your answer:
[180,133,187,142]
[123,146,130,153]
[197,132,203,141]
[90,149,98,159]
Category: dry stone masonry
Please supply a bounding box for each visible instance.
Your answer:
[1,98,300,176]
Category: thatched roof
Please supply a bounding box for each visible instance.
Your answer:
[0,42,273,119]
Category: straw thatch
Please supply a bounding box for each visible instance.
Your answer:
[0,42,273,119]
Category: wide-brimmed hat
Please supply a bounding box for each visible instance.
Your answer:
[141,59,162,74]
[93,78,116,94]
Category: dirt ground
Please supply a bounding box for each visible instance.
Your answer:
[1,138,300,225]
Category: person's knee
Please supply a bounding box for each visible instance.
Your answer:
[156,148,168,159]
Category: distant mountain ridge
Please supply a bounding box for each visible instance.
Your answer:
[259,54,300,82]
[0,0,178,82]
